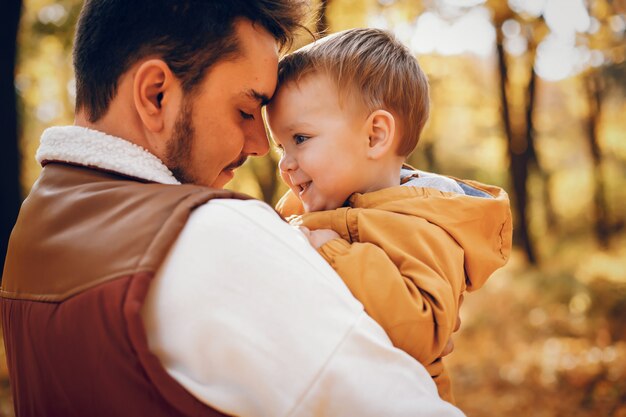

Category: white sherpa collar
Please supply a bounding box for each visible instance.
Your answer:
[36,126,180,185]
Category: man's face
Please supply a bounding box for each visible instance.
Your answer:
[166,19,278,188]
[267,73,371,212]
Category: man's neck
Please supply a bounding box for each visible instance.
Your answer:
[73,78,153,154]
[76,113,143,148]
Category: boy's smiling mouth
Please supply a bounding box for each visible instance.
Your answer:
[296,181,312,196]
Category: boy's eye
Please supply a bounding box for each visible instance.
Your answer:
[293,134,309,145]
[240,110,254,120]
[274,144,284,154]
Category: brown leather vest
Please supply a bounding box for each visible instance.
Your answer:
[1,162,251,417]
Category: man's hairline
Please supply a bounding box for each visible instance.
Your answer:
[78,15,287,120]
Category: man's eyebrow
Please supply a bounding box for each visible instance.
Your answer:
[246,89,270,106]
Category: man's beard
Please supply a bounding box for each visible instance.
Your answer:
[165,98,196,184]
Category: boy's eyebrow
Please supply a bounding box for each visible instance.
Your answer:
[282,122,314,132]
[246,89,270,106]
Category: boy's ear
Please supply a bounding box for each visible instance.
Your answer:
[365,109,396,160]
[133,59,180,134]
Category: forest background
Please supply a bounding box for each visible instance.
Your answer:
[1,0,625,416]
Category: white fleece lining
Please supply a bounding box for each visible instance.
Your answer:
[36,126,180,185]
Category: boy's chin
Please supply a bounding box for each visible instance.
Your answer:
[301,199,319,213]
[303,199,343,213]
[301,202,313,213]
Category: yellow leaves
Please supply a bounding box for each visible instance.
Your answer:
[327,0,378,31]
[592,0,612,21]
[603,108,626,159]
[328,0,423,32]
[384,1,423,24]
[21,0,57,22]
[445,251,626,416]
[575,245,626,284]
[16,0,78,194]
[551,168,593,220]
[227,165,264,200]
[529,19,551,46]
[18,35,63,106]
[486,0,514,25]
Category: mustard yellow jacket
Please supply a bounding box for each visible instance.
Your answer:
[276,176,512,402]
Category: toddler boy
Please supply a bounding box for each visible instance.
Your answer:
[266,28,512,403]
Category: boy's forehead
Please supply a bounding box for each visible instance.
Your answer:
[269,71,370,130]
[278,71,355,107]
[310,73,370,119]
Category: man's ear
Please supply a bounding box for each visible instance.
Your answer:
[133,59,179,133]
[365,109,396,160]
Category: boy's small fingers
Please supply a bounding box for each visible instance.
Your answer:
[441,338,455,357]
[453,293,464,332]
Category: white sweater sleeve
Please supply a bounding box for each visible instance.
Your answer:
[142,199,465,417]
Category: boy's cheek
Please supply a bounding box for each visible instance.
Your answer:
[280,170,293,188]
[279,171,302,203]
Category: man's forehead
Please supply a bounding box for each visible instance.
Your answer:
[235,18,280,53]
[229,21,279,103]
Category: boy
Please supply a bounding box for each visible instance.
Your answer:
[266,28,513,403]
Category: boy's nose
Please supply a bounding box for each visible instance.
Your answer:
[278,153,297,172]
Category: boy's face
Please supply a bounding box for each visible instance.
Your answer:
[267,73,372,212]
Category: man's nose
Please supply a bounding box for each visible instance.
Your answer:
[244,118,270,157]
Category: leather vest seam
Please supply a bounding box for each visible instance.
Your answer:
[0,271,149,302]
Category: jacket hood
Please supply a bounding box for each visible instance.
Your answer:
[347,178,513,291]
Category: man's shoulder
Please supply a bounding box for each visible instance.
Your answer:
[186,198,283,231]
[171,197,361,294]
[179,198,311,259]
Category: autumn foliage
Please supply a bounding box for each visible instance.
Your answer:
[1,0,625,416]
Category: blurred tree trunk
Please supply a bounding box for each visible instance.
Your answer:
[542,172,558,232]
[496,35,538,264]
[584,72,610,248]
[525,57,557,233]
[423,141,437,172]
[0,0,23,277]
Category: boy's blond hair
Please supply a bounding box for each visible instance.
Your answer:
[277,28,429,156]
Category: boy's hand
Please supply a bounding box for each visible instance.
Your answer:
[298,227,340,249]
[441,294,464,357]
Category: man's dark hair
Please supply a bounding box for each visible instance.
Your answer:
[73,0,310,122]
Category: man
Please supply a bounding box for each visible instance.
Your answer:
[1,1,465,416]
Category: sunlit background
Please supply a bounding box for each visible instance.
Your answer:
[3,0,626,416]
